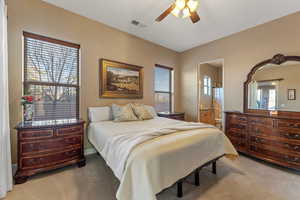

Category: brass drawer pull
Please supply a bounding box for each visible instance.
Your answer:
[285,144,300,151]
[28,159,35,165]
[284,155,299,162]
[288,124,300,129]
[65,150,77,156]
[66,137,77,143]
[285,133,300,139]
[254,137,263,143]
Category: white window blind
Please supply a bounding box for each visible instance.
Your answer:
[23,32,80,120]
[154,65,173,112]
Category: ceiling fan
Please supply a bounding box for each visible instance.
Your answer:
[156,0,200,23]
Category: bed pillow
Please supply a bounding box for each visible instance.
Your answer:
[111,104,139,122]
[131,104,153,120]
[144,105,158,118]
[88,107,112,122]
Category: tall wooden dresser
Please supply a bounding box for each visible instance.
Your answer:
[225,54,300,171]
[14,119,86,184]
[225,112,300,170]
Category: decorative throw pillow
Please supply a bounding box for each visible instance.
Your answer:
[131,103,154,120]
[144,105,158,118]
[111,104,138,122]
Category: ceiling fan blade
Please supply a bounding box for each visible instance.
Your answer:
[155,4,175,22]
[190,11,200,23]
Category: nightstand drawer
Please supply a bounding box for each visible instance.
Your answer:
[20,129,54,140]
[21,148,81,170]
[56,125,83,136]
[21,135,82,155]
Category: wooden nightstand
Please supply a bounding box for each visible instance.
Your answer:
[14,119,86,184]
[157,112,185,121]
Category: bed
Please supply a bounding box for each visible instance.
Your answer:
[87,106,238,200]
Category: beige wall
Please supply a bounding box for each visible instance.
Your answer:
[8,0,180,163]
[179,11,300,121]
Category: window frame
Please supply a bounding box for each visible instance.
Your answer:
[154,64,174,112]
[23,31,80,120]
[203,75,212,96]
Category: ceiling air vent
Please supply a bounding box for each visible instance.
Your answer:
[131,20,147,28]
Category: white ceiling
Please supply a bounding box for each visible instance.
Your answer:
[43,0,300,52]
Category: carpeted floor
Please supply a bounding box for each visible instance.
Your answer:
[4,154,300,200]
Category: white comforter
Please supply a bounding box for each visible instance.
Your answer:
[101,122,214,179]
[88,117,238,200]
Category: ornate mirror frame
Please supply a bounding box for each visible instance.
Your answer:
[244,54,300,115]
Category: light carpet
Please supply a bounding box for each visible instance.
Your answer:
[4,154,300,200]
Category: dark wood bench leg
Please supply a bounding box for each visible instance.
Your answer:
[177,181,183,198]
[212,161,217,174]
[194,169,200,186]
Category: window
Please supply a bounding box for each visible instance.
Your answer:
[268,89,276,110]
[23,32,80,120]
[154,65,173,112]
[203,75,211,96]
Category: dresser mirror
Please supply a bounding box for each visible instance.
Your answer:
[244,54,300,113]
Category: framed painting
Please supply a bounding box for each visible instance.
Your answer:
[288,89,296,100]
[99,59,143,98]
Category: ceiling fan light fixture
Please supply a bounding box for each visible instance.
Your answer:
[182,7,191,18]
[156,0,200,23]
[175,0,186,10]
[187,0,199,12]
[171,6,181,17]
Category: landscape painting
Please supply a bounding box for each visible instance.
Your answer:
[100,59,143,98]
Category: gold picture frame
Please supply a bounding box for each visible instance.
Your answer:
[99,59,143,98]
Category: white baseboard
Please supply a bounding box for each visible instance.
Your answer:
[12,164,17,174]
[84,147,97,156]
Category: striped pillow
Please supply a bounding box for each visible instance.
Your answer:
[131,103,154,120]
[111,104,138,122]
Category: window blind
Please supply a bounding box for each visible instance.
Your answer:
[154,65,173,112]
[23,32,80,120]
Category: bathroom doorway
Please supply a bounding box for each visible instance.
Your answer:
[197,59,224,129]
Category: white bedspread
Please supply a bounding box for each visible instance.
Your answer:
[88,117,238,200]
[101,122,214,179]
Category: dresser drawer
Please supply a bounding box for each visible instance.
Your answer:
[249,124,273,136]
[249,145,300,166]
[20,148,81,170]
[20,129,54,140]
[248,117,274,127]
[250,136,300,154]
[21,135,82,155]
[227,123,247,130]
[278,119,300,130]
[226,128,246,139]
[227,135,247,153]
[250,126,300,143]
[227,114,247,125]
[277,129,300,142]
[56,125,83,136]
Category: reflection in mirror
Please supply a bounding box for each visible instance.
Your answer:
[248,61,300,111]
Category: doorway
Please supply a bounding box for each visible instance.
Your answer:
[197,59,224,129]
